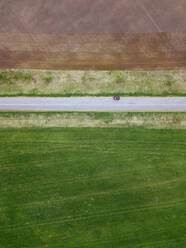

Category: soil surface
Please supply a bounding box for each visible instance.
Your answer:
[0,0,186,70]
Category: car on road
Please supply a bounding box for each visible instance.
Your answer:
[113,96,120,101]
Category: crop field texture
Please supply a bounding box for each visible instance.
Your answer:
[0,128,186,248]
[1,0,186,71]
[1,1,186,70]
[0,70,186,97]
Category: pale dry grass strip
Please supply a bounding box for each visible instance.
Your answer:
[0,112,186,129]
[0,69,186,96]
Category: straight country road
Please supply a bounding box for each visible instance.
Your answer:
[0,97,186,112]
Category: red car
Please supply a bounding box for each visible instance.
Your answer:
[113,96,120,101]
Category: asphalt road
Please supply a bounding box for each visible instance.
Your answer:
[0,97,186,112]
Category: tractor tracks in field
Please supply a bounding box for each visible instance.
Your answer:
[0,198,185,231]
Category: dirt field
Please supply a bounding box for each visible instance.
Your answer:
[0,0,186,70]
[1,0,185,34]
[1,33,186,71]
[0,70,186,96]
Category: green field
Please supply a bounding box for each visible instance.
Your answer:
[0,128,186,248]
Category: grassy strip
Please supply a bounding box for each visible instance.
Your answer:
[0,69,186,97]
[1,92,186,97]
[0,112,186,129]
[0,128,185,247]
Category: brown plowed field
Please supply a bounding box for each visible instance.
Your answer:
[0,0,186,70]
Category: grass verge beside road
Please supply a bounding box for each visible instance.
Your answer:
[0,70,186,97]
[0,128,185,247]
[0,112,186,129]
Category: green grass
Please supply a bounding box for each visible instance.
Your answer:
[0,71,33,85]
[42,75,53,84]
[1,92,186,97]
[0,128,186,248]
